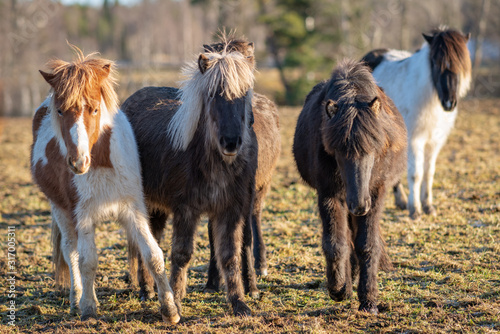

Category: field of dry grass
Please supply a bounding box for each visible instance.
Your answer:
[0,98,499,333]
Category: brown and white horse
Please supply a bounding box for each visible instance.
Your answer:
[31,48,179,323]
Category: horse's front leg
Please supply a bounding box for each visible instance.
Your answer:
[170,210,198,314]
[51,204,82,314]
[318,194,352,302]
[76,217,99,320]
[421,143,441,216]
[393,181,408,210]
[212,209,251,316]
[121,207,179,324]
[407,137,425,219]
[353,187,386,314]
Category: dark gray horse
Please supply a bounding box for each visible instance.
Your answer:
[293,59,407,313]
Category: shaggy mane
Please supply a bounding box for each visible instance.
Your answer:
[44,45,119,114]
[322,59,400,158]
[167,39,255,151]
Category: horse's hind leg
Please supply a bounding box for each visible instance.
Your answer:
[51,204,82,314]
[206,219,221,293]
[121,207,179,324]
[393,181,408,210]
[137,211,168,300]
[242,211,259,299]
[252,185,269,276]
[76,217,99,320]
[421,143,441,216]
[407,138,425,219]
[318,194,352,302]
[212,210,251,316]
[170,211,198,313]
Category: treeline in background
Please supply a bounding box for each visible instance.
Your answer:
[1,0,499,116]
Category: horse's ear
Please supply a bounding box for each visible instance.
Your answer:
[422,33,434,44]
[465,32,471,41]
[325,99,338,118]
[369,97,381,116]
[203,44,211,52]
[39,70,56,87]
[101,63,112,77]
[246,42,255,55]
[198,54,210,74]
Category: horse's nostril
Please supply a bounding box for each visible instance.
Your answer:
[219,137,225,147]
[237,137,242,146]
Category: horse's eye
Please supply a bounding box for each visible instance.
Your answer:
[92,109,98,115]
[57,109,63,116]
[325,100,338,118]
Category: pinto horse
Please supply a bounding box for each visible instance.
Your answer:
[31,49,179,323]
[122,41,258,317]
[362,27,471,219]
[293,59,407,313]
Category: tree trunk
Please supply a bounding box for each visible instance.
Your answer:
[472,0,490,92]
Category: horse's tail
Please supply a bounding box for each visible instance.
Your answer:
[51,217,70,287]
[127,237,139,287]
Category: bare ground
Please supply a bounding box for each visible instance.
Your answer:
[0,98,499,333]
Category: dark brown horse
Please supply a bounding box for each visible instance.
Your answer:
[126,37,281,301]
[122,41,258,318]
[202,37,281,286]
[293,59,407,313]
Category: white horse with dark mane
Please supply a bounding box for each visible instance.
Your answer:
[362,27,471,219]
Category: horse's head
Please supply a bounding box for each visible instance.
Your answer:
[198,53,254,160]
[423,28,471,111]
[169,43,255,162]
[39,48,117,174]
[321,61,392,216]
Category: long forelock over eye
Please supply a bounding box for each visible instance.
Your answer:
[45,54,118,113]
[167,49,255,151]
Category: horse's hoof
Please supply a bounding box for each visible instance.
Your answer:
[161,307,181,324]
[204,283,220,294]
[409,209,421,220]
[256,268,268,277]
[80,311,98,321]
[162,313,181,324]
[140,288,156,301]
[395,199,408,210]
[328,285,351,302]
[423,205,437,216]
[70,306,80,316]
[233,300,252,317]
[358,301,378,314]
[249,289,260,299]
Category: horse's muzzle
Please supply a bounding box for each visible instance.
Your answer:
[67,155,90,174]
[348,199,371,216]
[220,136,242,157]
[442,99,456,112]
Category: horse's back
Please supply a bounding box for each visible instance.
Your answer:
[361,48,390,71]
[252,93,281,189]
[293,81,326,189]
